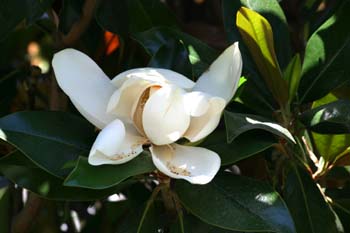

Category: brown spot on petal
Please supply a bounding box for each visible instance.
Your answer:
[166,161,191,176]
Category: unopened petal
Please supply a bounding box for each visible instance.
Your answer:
[193,42,242,102]
[52,49,115,129]
[150,144,221,184]
[107,77,154,121]
[142,85,190,145]
[88,119,146,165]
[111,68,195,90]
[184,97,226,142]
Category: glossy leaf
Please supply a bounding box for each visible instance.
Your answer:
[332,200,350,232]
[284,165,344,233]
[133,27,218,78]
[0,151,133,201]
[222,0,291,69]
[299,1,350,103]
[224,111,295,143]
[175,173,295,233]
[0,0,54,40]
[0,111,96,178]
[64,154,155,189]
[148,38,192,77]
[300,100,350,134]
[200,130,275,166]
[284,54,302,104]
[236,7,288,106]
[309,94,350,164]
[0,187,10,233]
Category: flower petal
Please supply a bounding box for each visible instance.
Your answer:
[184,97,226,142]
[107,77,154,121]
[88,119,146,165]
[111,68,195,90]
[52,49,116,129]
[150,144,221,184]
[142,85,190,145]
[193,42,242,102]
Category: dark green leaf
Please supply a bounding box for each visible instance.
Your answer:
[175,173,295,233]
[300,100,350,134]
[0,0,26,40]
[0,0,54,40]
[148,39,192,77]
[0,151,133,201]
[284,54,302,104]
[0,187,10,233]
[332,200,350,233]
[133,27,218,78]
[201,130,275,166]
[224,111,295,143]
[0,111,96,178]
[171,213,239,233]
[284,165,344,233]
[96,0,178,37]
[64,154,155,189]
[299,1,350,103]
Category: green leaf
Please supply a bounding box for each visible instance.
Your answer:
[236,7,288,106]
[299,1,350,103]
[0,0,26,40]
[0,187,10,233]
[0,151,133,201]
[175,173,295,233]
[64,154,155,189]
[0,0,54,40]
[224,111,295,143]
[200,130,275,166]
[332,200,350,233]
[309,94,350,164]
[300,100,350,134]
[284,54,302,104]
[148,39,193,77]
[0,111,96,178]
[133,27,218,78]
[96,0,178,37]
[284,165,344,233]
[170,213,239,233]
[222,0,291,69]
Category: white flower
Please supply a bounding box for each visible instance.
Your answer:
[52,42,242,184]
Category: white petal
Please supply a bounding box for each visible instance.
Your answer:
[193,42,242,102]
[88,119,146,165]
[52,49,115,129]
[111,68,195,90]
[143,85,190,145]
[107,77,154,120]
[183,91,211,117]
[184,97,226,142]
[150,144,221,184]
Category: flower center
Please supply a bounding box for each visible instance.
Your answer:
[132,85,161,137]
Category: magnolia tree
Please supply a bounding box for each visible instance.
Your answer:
[0,0,349,232]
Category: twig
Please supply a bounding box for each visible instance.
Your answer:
[11,193,43,233]
[61,0,98,46]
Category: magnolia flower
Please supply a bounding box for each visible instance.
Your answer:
[52,42,242,184]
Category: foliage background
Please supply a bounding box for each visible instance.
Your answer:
[0,0,350,232]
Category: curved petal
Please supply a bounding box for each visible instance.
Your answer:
[150,144,221,184]
[184,97,226,142]
[193,42,242,102]
[142,85,190,145]
[88,119,146,165]
[111,68,195,90]
[52,49,116,129]
[107,77,154,121]
[183,91,211,117]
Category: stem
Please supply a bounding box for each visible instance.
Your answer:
[136,186,161,233]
